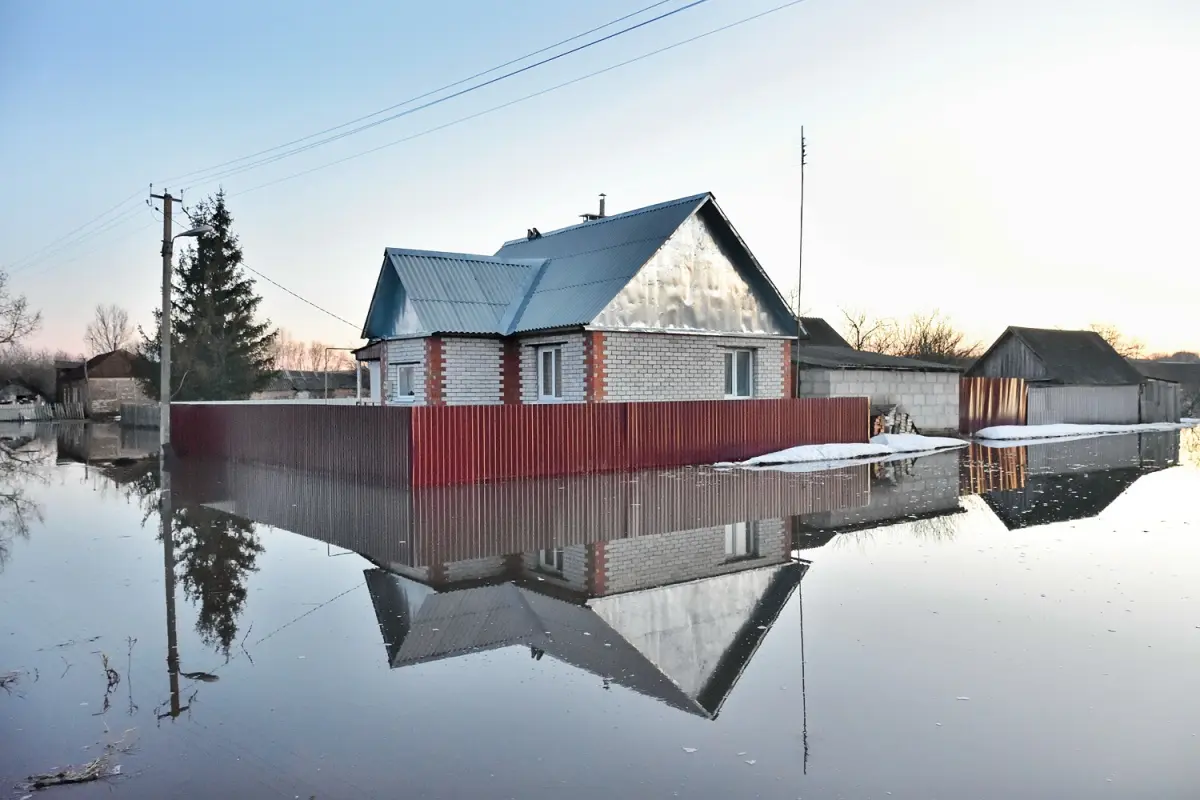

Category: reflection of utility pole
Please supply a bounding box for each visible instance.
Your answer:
[160,456,182,719]
[799,571,809,775]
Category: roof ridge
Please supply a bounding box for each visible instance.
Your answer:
[498,192,710,247]
[386,247,543,267]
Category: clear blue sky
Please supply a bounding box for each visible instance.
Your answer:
[2,0,1198,355]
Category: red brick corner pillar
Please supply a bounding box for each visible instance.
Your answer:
[500,339,521,404]
[425,336,446,405]
[782,339,794,398]
[587,541,607,596]
[583,331,607,403]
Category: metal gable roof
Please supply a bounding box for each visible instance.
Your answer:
[495,194,708,334]
[999,327,1144,386]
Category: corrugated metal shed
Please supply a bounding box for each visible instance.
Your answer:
[792,345,962,372]
[970,327,1144,386]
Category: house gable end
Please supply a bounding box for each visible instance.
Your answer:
[968,329,1050,381]
[362,255,420,339]
[589,200,793,336]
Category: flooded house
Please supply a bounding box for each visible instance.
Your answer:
[54,349,152,417]
[967,327,1169,424]
[353,193,799,405]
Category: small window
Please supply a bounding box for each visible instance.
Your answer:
[390,363,416,402]
[723,349,754,399]
[537,346,563,402]
[538,548,564,575]
[725,521,759,559]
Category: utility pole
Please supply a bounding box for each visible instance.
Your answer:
[797,126,807,342]
[150,189,177,454]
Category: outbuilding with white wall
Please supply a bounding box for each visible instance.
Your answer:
[794,346,962,435]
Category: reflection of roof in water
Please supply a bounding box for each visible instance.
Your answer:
[365,562,805,720]
[981,467,1157,530]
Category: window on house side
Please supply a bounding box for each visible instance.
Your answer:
[724,349,754,399]
[390,363,416,402]
[538,346,563,401]
[538,548,564,575]
[724,521,759,559]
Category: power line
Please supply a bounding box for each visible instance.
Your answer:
[9,203,151,276]
[177,0,714,189]
[235,0,811,197]
[3,189,144,273]
[162,0,679,186]
[165,213,359,331]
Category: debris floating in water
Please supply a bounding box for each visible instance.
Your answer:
[956,696,971,701]
[682,747,697,754]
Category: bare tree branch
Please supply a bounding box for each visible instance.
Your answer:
[84,304,133,355]
[1088,322,1145,359]
[0,271,41,349]
[838,308,896,352]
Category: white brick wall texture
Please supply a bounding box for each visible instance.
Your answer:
[384,338,427,405]
[442,337,503,405]
[444,555,507,583]
[600,332,786,403]
[519,333,587,403]
[799,368,960,434]
[601,518,787,595]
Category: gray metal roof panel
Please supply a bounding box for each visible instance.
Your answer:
[1005,327,1145,385]
[793,345,963,372]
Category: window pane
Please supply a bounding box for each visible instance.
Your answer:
[553,348,563,397]
[736,351,752,397]
[541,350,552,396]
[724,352,734,395]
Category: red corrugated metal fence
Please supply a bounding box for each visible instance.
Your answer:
[960,377,1027,435]
[173,397,867,488]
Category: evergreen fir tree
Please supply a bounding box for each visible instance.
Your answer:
[136,190,276,400]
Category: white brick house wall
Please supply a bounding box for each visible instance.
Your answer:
[384,338,427,404]
[519,333,587,403]
[601,518,787,595]
[798,368,959,434]
[521,545,589,591]
[442,338,503,405]
[600,332,786,403]
[444,555,507,583]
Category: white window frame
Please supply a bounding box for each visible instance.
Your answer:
[538,548,564,575]
[723,348,754,399]
[724,521,760,560]
[536,345,564,402]
[389,362,418,403]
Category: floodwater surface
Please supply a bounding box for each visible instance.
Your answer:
[1,424,1198,798]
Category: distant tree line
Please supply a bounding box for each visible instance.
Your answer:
[837,309,981,364]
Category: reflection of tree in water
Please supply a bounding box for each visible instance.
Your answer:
[0,441,50,573]
[173,506,263,657]
[96,462,265,658]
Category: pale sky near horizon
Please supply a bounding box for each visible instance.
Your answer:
[2,0,1198,356]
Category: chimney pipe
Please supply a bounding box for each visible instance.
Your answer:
[598,193,606,218]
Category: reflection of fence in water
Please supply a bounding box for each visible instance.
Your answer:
[962,444,1027,495]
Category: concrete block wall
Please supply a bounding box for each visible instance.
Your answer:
[443,555,508,583]
[600,518,787,596]
[519,333,587,403]
[799,368,959,434]
[85,378,152,415]
[599,332,787,403]
[384,338,427,404]
[442,338,503,405]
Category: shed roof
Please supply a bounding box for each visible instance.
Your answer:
[1132,360,1200,385]
[56,349,143,381]
[361,193,798,338]
[793,345,962,372]
[797,317,851,348]
[973,327,1144,386]
[264,370,360,394]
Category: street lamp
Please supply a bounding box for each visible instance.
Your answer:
[159,214,213,453]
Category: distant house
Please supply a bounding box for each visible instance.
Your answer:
[55,349,152,417]
[791,316,962,436]
[967,327,1169,425]
[354,193,798,405]
[251,369,366,401]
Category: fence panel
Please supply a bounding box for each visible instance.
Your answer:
[960,377,1027,434]
[1139,379,1180,423]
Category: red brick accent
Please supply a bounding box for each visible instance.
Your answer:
[424,336,446,405]
[782,339,794,397]
[582,331,607,403]
[587,541,607,596]
[500,338,521,404]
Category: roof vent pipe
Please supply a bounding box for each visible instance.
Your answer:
[598,193,606,218]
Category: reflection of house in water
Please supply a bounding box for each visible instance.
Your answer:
[55,423,159,465]
[174,458,873,719]
[792,450,965,545]
[973,432,1179,530]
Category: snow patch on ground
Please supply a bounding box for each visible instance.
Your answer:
[975,422,1196,441]
[724,434,966,468]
